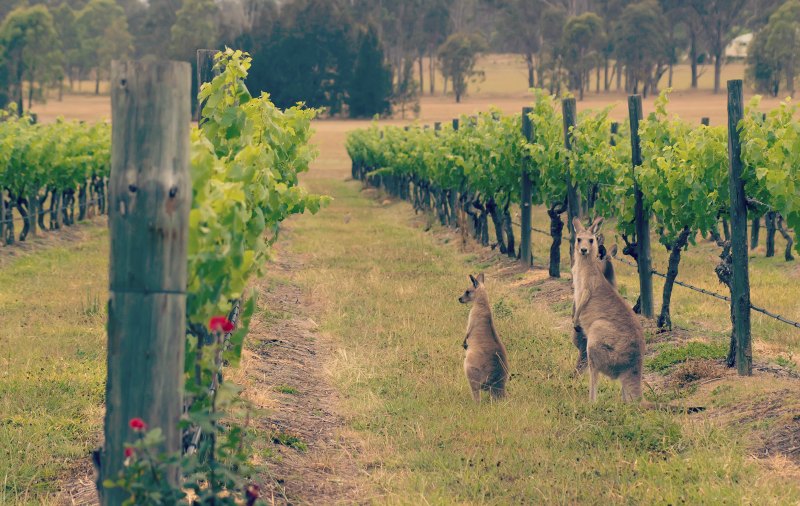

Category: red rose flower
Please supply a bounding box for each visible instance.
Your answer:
[124,447,134,458]
[209,316,234,333]
[129,418,147,431]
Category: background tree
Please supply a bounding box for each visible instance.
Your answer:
[689,0,748,94]
[76,0,130,94]
[348,26,392,118]
[748,0,800,96]
[438,31,486,103]
[562,12,605,100]
[0,5,61,113]
[247,0,355,114]
[51,3,81,98]
[614,1,668,96]
[493,0,544,89]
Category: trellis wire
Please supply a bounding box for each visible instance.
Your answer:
[512,220,800,330]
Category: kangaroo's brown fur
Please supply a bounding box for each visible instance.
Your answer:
[459,273,509,402]
[571,218,645,402]
[573,219,618,374]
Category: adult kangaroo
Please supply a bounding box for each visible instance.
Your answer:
[572,218,645,402]
[572,217,617,374]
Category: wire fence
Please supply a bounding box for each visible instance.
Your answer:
[513,220,800,330]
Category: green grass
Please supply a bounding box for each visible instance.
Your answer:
[279,177,800,503]
[0,224,108,504]
[646,342,729,373]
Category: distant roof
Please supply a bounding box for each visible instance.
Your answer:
[726,33,753,58]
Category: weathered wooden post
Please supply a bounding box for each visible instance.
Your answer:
[98,60,191,505]
[726,79,752,376]
[196,49,219,124]
[520,107,534,268]
[449,119,460,229]
[610,122,619,145]
[628,95,654,318]
[452,118,459,131]
[561,98,580,263]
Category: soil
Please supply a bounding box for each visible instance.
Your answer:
[238,238,365,504]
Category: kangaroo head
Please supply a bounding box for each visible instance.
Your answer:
[458,273,485,304]
[573,217,603,259]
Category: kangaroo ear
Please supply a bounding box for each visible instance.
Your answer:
[476,273,485,285]
[590,216,604,234]
[609,244,618,257]
[469,274,478,287]
[573,217,584,232]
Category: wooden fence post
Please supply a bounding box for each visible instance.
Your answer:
[520,107,533,268]
[628,95,654,318]
[434,122,441,132]
[98,60,192,505]
[726,79,752,376]
[196,49,219,123]
[701,117,710,126]
[561,98,580,264]
[452,118,459,131]
[449,119,460,229]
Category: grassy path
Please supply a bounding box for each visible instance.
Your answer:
[0,222,107,504]
[273,172,800,503]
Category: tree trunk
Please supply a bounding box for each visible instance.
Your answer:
[526,52,535,88]
[17,197,29,241]
[503,201,515,259]
[4,194,15,245]
[429,48,435,95]
[668,63,674,88]
[765,211,776,257]
[418,56,424,95]
[487,198,506,254]
[28,77,35,110]
[595,65,600,94]
[750,215,760,249]
[690,32,699,89]
[95,70,101,95]
[616,61,622,91]
[37,192,48,230]
[722,217,730,241]
[777,214,795,261]
[714,53,722,94]
[547,204,565,278]
[714,242,736,366]
[657,228,691,330]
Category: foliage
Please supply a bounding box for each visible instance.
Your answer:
[437,32,487,103]
[348,26,393,118]
[638,91,729,246]
[747,0,800,96]
[741,95,800,253]
[0,5,61,113]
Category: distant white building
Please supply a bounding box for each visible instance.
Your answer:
[726,33,753,59]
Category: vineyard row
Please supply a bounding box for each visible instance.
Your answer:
[346,81,800,376]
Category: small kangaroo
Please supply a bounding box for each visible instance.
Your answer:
[573,218,618,374]
[572,217,645,402]
[459,273,509,402]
